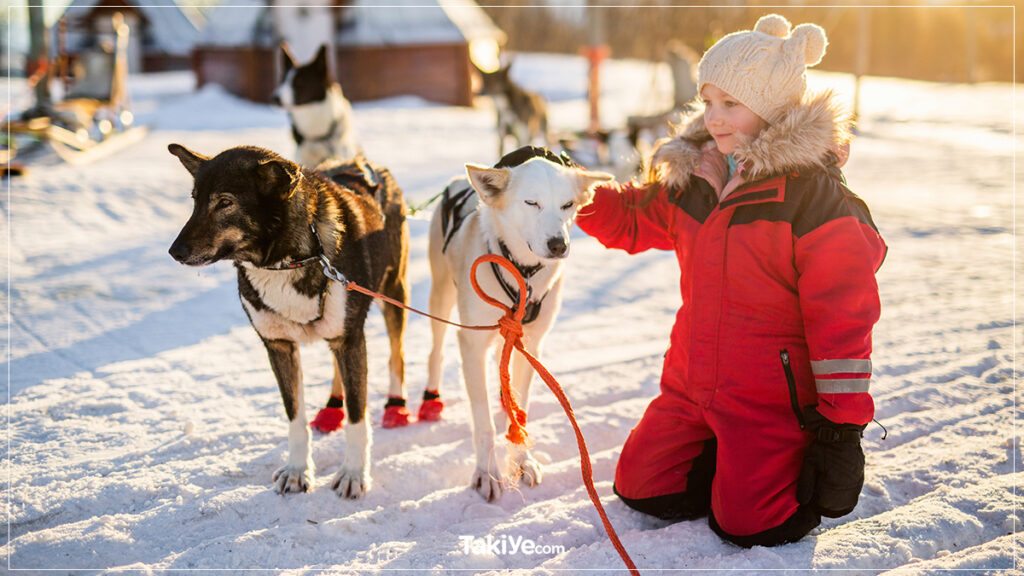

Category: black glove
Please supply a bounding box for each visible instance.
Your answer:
[796,407,866,518]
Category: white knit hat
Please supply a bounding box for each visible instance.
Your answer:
[697,14,828,123]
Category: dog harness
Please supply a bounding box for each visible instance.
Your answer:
[254,157,386,323]
[326,156,384,210]
[439,146,578,324]
[489,239,545,324]
[439,183,475,254]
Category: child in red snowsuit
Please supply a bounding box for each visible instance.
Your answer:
[577,14,886,547]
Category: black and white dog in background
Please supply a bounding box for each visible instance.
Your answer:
[272,44,361,168]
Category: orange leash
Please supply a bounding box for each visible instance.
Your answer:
[336,254,639,575]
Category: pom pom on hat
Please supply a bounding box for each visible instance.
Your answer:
[754,14,791,38]
[790,23,828,66]
[697,13,829,123]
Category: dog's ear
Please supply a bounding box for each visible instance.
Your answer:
[466,164,510,206]
[312,44,330,79]
[168,143,209,177]
[280,42,296,73]
[573,169,615,206]
[258,158,302,199]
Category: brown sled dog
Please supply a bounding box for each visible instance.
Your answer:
[168,145,409,498]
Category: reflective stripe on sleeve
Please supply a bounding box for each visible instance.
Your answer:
[810,359,872,375]
[815,378,871,394]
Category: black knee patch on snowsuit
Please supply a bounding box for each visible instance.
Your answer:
[708,504,821,548]
[615,438,717,521]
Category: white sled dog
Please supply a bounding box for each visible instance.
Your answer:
[425,146,613,501]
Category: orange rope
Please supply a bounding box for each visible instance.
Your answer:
[344,254,640,575]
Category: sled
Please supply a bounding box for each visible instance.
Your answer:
[2,11,144,169]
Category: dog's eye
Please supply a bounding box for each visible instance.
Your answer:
[524,200,540,208]
[561,201,575,210]
[215,198,233,210]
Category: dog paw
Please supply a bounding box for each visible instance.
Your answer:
[331,467,371,499]
[471,467,503,502]
[272,464,314,494]
[512,454,544,487]
[310,406,345,433]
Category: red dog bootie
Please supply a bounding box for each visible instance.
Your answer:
[417,390,444,422]
[310,395,345,433]
[382,396,411,428]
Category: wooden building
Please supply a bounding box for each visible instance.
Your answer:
[191,0,505,106]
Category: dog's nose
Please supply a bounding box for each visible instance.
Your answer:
[547,237,568,258]
[168,241,190,263]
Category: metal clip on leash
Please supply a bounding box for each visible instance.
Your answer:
[319,254,348,285]
[312,223,349,285]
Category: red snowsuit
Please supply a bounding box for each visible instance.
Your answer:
[577,93,886,539]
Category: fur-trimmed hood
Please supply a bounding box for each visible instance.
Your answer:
[647,90,853,189]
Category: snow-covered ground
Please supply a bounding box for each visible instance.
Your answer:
[3,53,1021,574]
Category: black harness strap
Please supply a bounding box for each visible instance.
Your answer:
[494,145,580,170]
[440,183,475,254]
[489,240,547,324]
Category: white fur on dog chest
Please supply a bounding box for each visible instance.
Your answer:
[241,267,349,343]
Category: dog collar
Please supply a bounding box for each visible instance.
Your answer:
[496,240,542,279]
[488,240,546,324]
[255,221,332,272]
[258,254,322,271]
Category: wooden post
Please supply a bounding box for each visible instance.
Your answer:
[582,4,610,134]
[853,8,871,127]
[111,12,131,120]
[27,5,52,116]
[965,7,977,83]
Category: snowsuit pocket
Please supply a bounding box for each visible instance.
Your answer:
[780,349,806,430]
